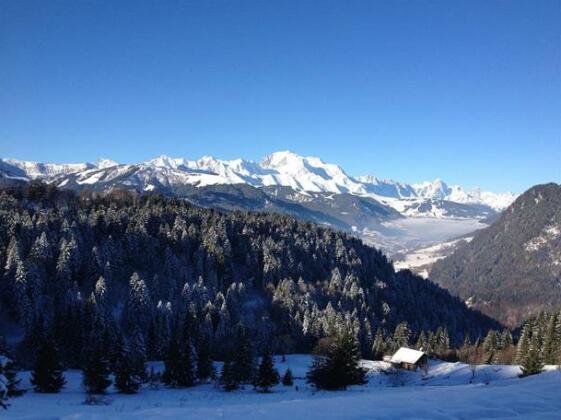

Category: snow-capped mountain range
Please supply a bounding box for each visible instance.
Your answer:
[0,151,516,212]
[0,151,517,254]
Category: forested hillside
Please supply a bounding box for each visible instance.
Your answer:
[0,182,497,368]
[430,183,561,327]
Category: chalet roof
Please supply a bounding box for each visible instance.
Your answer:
[390,347,426,364]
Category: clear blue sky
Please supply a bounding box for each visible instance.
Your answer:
[1,1,560,192]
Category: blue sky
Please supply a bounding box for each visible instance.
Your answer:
[1,1,559,192]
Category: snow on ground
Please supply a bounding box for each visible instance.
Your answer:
[393,237,473,277]
[6,355,561,419]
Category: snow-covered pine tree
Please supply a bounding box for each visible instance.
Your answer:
[0,338,22,397]
[516,322,532,364]
[542,312,558,365]
[499,329,513,349]
[0,358,9,409]
[253,349,279,392]
[520,334,544,377]
[416,330,428,351]
[122,272,151,360]
[482,330,498,364]
[393,322,410,348]
[30,338,66,393]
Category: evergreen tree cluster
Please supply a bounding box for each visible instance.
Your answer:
[456,329,515,365]
[371,323,453,361]
[0,184,499,369]
[515,311,561,376]
[31,339,66,393]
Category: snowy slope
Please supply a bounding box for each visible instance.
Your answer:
[7,355,561,419]
[393,236,474,277]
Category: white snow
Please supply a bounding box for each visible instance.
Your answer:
[2,153,517,213]
[393,236,473,276]
[95,159,119,169]
[6,355,561,419]
[525,223,561,252]
[1,159,93,179]
[389,347,425,364]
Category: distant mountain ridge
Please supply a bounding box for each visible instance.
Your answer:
[0,152,517,254]
[0,151,516,211]
[429,183,561,327]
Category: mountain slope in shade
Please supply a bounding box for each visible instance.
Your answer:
[429,183,561,327]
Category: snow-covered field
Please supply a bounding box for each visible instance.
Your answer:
[393,236,473,277]
[6,355,561,419]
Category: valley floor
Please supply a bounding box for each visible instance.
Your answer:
[6,355,561,419]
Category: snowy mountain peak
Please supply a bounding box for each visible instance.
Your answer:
[0,152,518,213]
[261,151,305,170]
[145,155,187,169]
[95,159,119,169]
[414,178,450,200]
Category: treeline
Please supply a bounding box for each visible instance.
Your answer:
[457,311,561,375]
[371,322,456,361]
[0,327,367,409]
[371,314,561,376]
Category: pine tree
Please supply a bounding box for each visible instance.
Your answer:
[220,357,238,391]
[307,332,367,390]
[393,322,410,348]
[162,333,195,387]
[282,368,294,386]
[180,338,196,387]
[196,331,214,382]
[253,350,279,392]
[520,334,544,377]
[416,331,428,351]
[0,338,23,397]
[499,330,513,349]
[0,363,9,409]
[482,330,498,364]
[30,339,66,393]
[122,272,151,360]
[542,313,558,365]
[113,336,142,394]
[371,328,385,360]
[434,327,450,356]
[516,322,532,364]
[231,322,254,384]
[162,333,183,387]
[83,346,112,394]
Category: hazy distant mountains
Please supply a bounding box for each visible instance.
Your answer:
[430,183,561,327]
[0,151,516,252]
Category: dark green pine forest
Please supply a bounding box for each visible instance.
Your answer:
[0,182,498,369]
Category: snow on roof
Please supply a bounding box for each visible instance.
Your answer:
[390,347,426,364]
